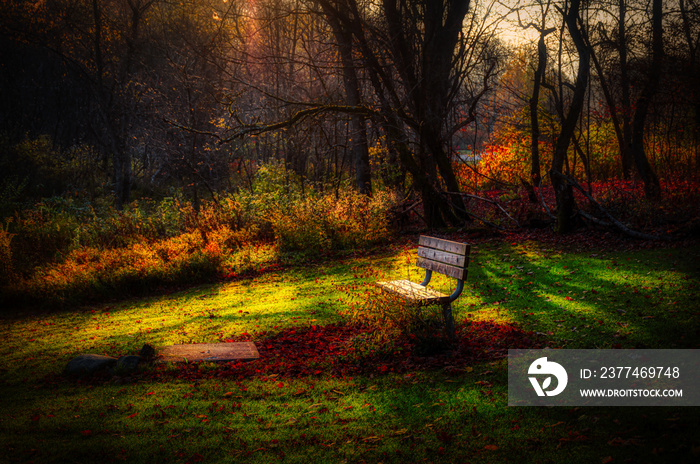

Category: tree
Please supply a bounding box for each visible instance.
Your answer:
[587,0,662,198]
[517,0,556,199]
[549,0,589,233]
[311,0,499,227]
[0,0,161,208]
[217,0,500,227]
[320,1,372,195]
[629,0,662,199]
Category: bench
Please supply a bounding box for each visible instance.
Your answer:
[376,236,470,339]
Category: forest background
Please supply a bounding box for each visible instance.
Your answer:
[1,0,699,308]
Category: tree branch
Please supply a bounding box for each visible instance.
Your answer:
[446,191,521,228]
[220,104,376,142]
[564,175,666,240]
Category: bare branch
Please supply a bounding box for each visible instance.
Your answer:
[220,104,376,142]
[538,180,556,220]
[446,191,521,228]
[163,118,222,141]
[564,175,666,240]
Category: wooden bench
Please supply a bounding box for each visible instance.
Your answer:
[376,236,470,339]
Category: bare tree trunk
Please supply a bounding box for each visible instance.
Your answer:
[630,0,662,200]
[526,22,556,203]
[618,0,634,179]
[549,0,588,234]
[529,37,544,191]
[589,43,628,182]
[409,0,470,225]
[323,4,372,195]
[679,0,700,174]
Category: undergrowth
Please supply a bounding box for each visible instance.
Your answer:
[0,164,397,309]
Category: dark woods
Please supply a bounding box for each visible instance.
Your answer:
[1,0,699,232]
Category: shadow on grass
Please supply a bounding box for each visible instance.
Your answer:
[459,243,700,349]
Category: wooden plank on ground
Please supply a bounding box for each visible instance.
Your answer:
[419,236,469,256]
[158,342,259,363]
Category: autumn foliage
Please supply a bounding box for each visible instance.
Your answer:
[149,320,538,383]
[0,164,397,308]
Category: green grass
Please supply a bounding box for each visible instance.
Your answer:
[1,241,699,463]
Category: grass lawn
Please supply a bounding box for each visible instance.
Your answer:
[1,238,699,463]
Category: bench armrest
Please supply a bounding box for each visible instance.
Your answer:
[421,270,463,303]
[448,279,465,303]
[419,270,432,287]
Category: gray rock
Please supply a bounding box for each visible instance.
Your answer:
[64,354,117,376]
[138,344,156,360]
[115,355,141,373]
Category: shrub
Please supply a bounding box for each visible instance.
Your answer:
[2,161,398,308]
[0,225,13,285]
[344,284,453,356]
[269,188,396,253]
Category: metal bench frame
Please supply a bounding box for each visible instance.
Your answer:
[376,235,470,339]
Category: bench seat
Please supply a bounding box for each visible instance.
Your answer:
[375,279,451,305]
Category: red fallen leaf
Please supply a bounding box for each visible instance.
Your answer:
[149,320,539,383]
[31,414,41,421]
[127,413,138,419]
[602,457,613,464]
[484,444,499,450]
[147,392,155,395]
[81,430,92,436]
[277,382,284,388]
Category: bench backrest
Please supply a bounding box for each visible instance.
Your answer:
[416,236,470,281]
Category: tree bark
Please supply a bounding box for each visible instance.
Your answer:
[312,1,481,227]
[323,3,372,195]
[387,0,470,226]
[528,24,556,202]
[629,0,662,200]
[618,0,634,179]
[549,0,589,234]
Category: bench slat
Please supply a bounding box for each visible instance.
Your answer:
[375,280,450,304]
[416,257,468,280]
[417,247,468,268]
[419,236,469,256]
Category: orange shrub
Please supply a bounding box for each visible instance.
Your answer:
[269,188,396,253]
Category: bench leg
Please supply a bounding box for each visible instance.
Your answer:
[442,303,455,340]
